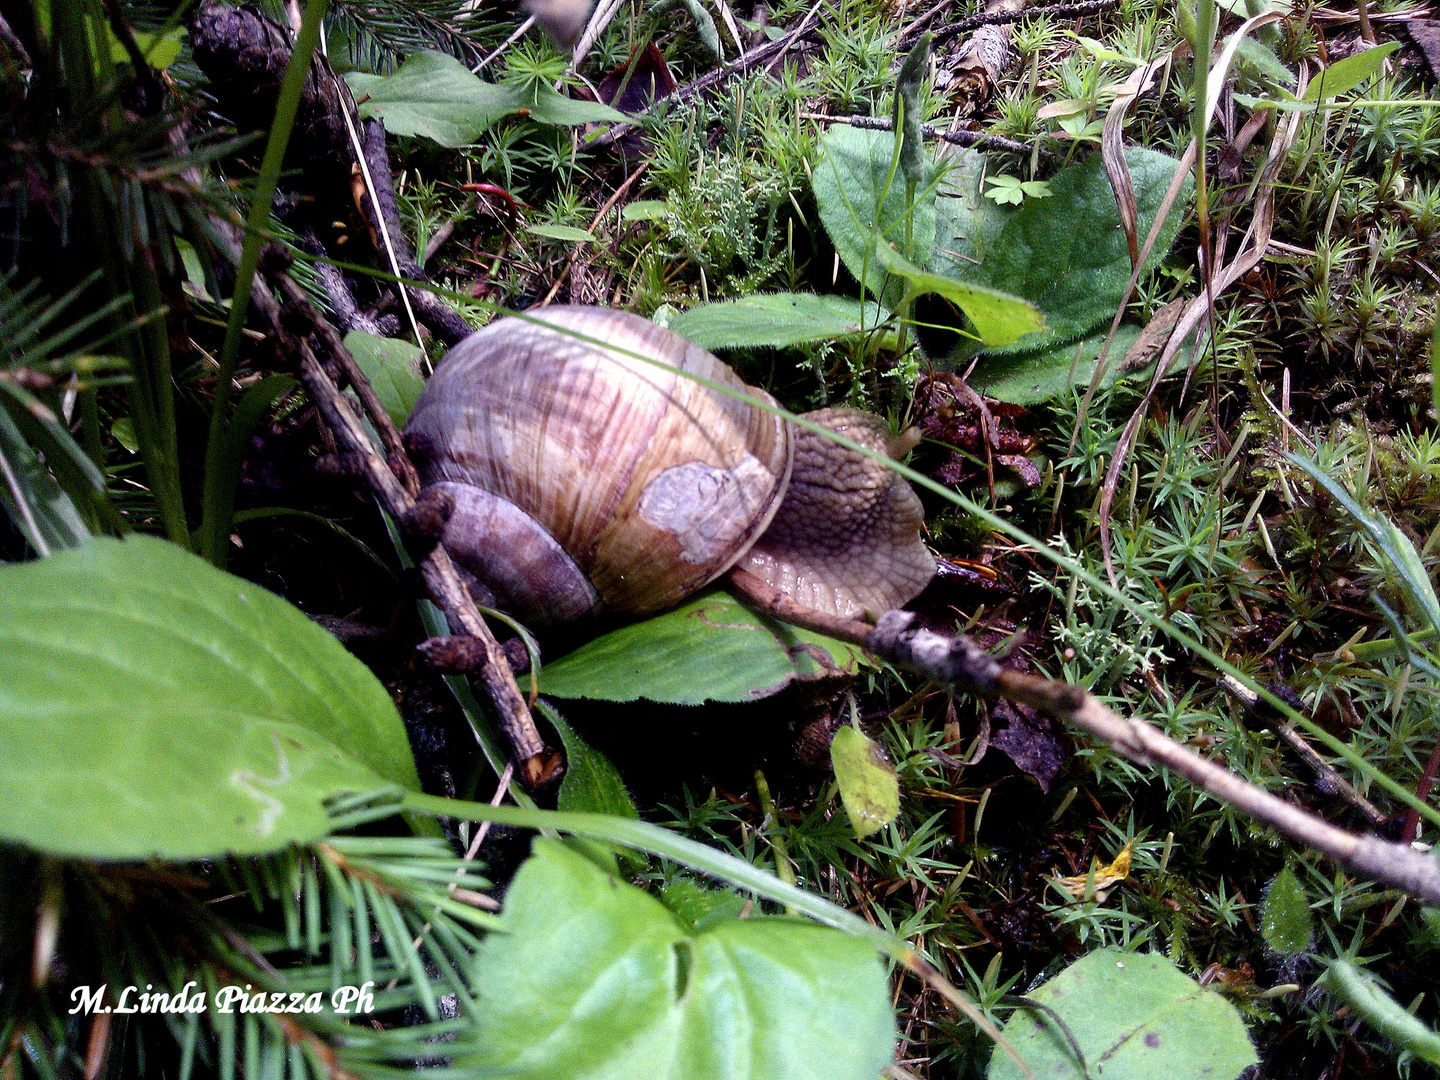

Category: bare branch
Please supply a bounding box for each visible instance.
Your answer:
[725,569,1440,905]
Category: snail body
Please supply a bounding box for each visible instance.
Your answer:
[403,306,934,628]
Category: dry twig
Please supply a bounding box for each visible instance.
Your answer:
[799,111,1054,161]
[725,568,1440,905]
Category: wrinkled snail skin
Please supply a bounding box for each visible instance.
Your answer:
[738,408,936,619]
[401,305,936,629]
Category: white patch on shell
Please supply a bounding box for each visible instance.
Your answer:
[637,454,775,564]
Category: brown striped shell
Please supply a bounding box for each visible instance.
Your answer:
[404,307,792,623]
[403,306,936,628]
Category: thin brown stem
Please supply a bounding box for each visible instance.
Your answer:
[726,569,1440,904]
[278,297,557,787]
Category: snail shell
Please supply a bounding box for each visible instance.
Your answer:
[403,306,935,628]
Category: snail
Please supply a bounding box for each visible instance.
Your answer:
[402,306,935,630]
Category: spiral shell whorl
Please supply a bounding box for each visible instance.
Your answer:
[404,307,792,621]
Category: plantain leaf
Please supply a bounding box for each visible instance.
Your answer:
[0,703,388,860]
[871,241,1044,347]
[952,149,1191,358]
[830,726,899,838]
[349,51,628,147]
[812,125,936,305]
[968,324,1143,405]
[460,837,896,1080]
[538,588,864,704]
[0,536,420,858]
[671,294,891,350]
[929,148,1010,278]
[540,702,638,819]
[988,948,1257,1080]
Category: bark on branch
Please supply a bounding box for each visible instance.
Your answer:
[726,568,1440,905]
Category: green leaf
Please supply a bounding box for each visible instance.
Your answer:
[526,88,629,127]
[350,52,526,145]
[1232,35,1296,88]
[526,223,596,243]
[0,702,388,860]
[661,877,748,932]
[1303,41,1400,102]
[929,149,1009,276]
[953,148,1192,356]
[0,535,419,799]
[969,324,1143,405]
[348,51,627,147]
[537,588,864,704]
[0,405,88,554]
[109,27,183,69]
[461,837,896,1080]
[830,726,899,838]
[111,415,139,453]
[670,294,890,350]
[541,702,638,819]
[1431,313,1440,425]
[988,948,1258,1080]
[622,200,671,222]
[344,330,426,426]
[1261,866,1313,956]
[984,175,1027,206]
[812,125,936,303]
[872,241,1044,347]
[1327,960,1440,1066]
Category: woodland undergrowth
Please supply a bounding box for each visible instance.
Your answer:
[6,0,1440,1077]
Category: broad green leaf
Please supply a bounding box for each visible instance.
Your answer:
[622,200,671,222]
[969,324,1143,405]
[1327,960,1440,1066]
[0,536,419,795]
[956,149,1191,356]
[872,242,1044,347]
[0,702,387,860]
[830,726,899,838]
[525,89,629,127]
[1303,41,1400,102]
[345,331,426,426]
[461,837,895,1080]
[348,52,627,146]
[1261,866,1313,956]
[930,148,1009,276]
[1232,35,1296,88]
[671,294,890,350]
[812,125,936,304]
[537,588,864,704]
[541,702,638,819]
[526,223,596,243]
[109,27,183,69]
[349,52,527,145]
[988,948,1257,1080]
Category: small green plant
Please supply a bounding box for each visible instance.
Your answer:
[983,175,1053,206]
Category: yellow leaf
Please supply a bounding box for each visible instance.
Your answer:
[1057,840,1133,899]
[831,726,899,839]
